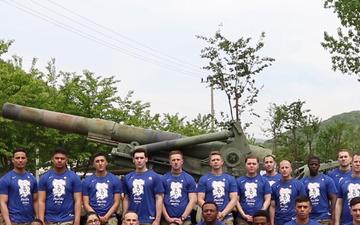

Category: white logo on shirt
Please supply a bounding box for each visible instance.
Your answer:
[348,183,360,201]
[212,181,225,198]
[245,182,257,199]
[269,181,276,187]
[52,179,66,197]
[96,182,109,200]
[308,182,320,199]
[170,182,182,199]
[18,179,31,198]
[132,179,145,197]
[279,188,291,205]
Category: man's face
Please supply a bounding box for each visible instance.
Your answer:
[307,159,320,176]
[245,158,259,175]
[133,152,148,170]
[123,212,139,225]
[12,151,27,170]
[253,216,270,225]
[263,156,275,173]
[52,153,67,169]
[295,201,311,220]
[209,154,223,170]
[279,161,292,178]
[202,203,218,223]
[170,153,183,171]
[351,203,360,223]
[93,155,108,173]
[353,155,360,173]
[338,151,351,167]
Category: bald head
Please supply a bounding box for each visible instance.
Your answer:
[123,212,139,225]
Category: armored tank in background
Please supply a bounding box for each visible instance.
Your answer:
[1,102,272,177]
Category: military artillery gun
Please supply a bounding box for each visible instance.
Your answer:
[1,103,272,177]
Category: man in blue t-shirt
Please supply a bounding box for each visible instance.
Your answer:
[344,196,360,225]
[335,153,360,225]
[327,149,352,190]
[270,160,306,225]
[284,196,321,225]
[301,156,337,224]
[236,155,271,225]
[162,150,196,225]
[196,202,225,225]
[197,151,238,225]
[38,148,82,225]
[262,155,281,187]
[0,148,38,225]
[123,148,164,225]
[82,152,122,225]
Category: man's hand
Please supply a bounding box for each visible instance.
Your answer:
[99,216,108,224]
[243,214,253,222]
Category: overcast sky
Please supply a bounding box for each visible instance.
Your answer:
[1,0,359,139]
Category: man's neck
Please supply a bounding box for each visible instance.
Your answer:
[266,170,276,176]
[136,167,148,173]
[204,220,217,225]
[340,165,351,172]
[282,176,292,181]
[13,168,25,174]
[171,169,182,175]
[352,171,360,178]
[246,172,257,178]
[95,170,107,177]
[54,167,66,174]
[309,172,318,177]
[353,219,360,225]
[211,168,223,175]
[296,218,309,225]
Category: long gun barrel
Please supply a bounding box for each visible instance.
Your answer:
[1,103,233,149]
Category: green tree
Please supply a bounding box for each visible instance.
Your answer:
[322,0,360,80]
[198,30,275,126]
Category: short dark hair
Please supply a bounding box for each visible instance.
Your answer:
[168,222,180,225]
[30,218,44,225]
[132,148,148,157]
[307,156,320,164]
[202,201,218,211]
[52,147,68,157]
[245,155,259,163]
[337,149,351,157]
[169,150,183,158]
[86,211,100,222]
[263,154,276,162]
[92,152,108,162]
[295,196,312,206]
[253,210,270,222]
[350,196,360,207]
[13,147,27,157]
[209,151,223,160]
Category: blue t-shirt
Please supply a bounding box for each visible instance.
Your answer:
[337,176,360,224]
[82,172,123,216]
[196,221,226,225]
[0,170,38,223]
[284,219,321,225]
[236,174,271,216]
[271,179,306,225]
[197,172,237,217]
[162,171,196,219]
[301,173,337,220]
[327,168,351,190]
[123,170,164,224]
[262,173,282,187]
[38,169,82,222]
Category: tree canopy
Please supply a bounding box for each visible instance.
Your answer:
[322,0,360,80]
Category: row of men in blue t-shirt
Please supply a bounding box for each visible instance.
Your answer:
[0,147,357,225]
